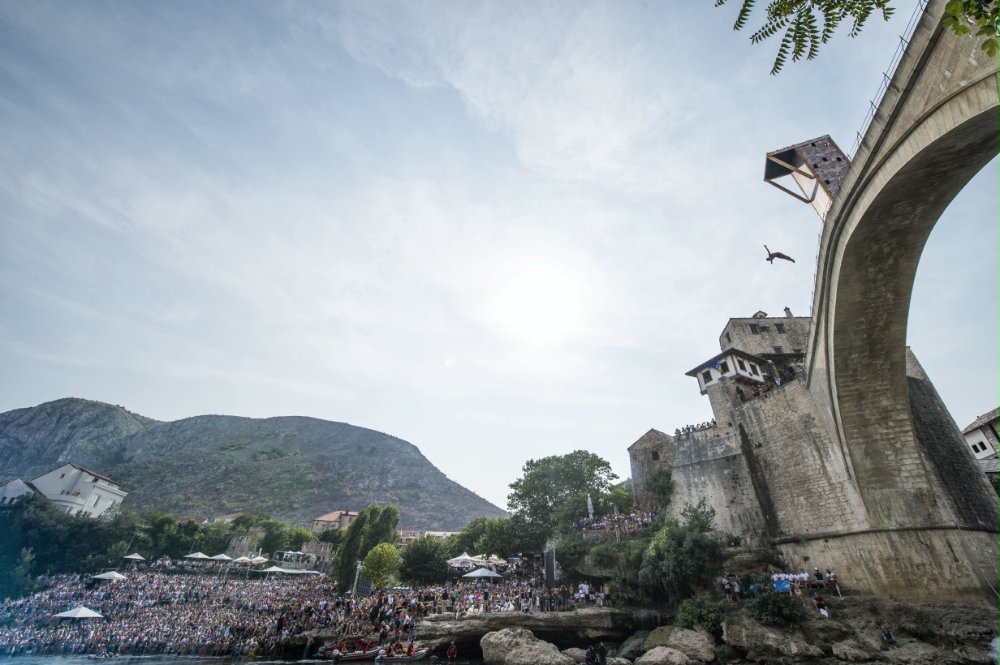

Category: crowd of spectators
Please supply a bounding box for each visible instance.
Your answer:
[675,420,717,436]
[0,562,613,657]
[576,511,657,534]
[0,571,336,657]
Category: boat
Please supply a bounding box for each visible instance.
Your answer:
[329,647,381,661]
[375,649,429,662]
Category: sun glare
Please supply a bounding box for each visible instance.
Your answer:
[491,265,585,345]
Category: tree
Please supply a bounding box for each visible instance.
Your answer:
[507,450,618,534]
[318,528,344,549]
[715,0,998,75]
[399,536,451,585]
[361,542,401,589]
[333,504,401,591]
[645,469,674,511]
[640,500,724,603]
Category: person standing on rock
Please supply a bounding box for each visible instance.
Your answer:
[597,642,607,665]
[585,645,597,664]
[446,641,458,660]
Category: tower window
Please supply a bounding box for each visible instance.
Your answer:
[701,370,712,383]
[737,359,747,371]
[749,324,760,335]
[651,451,660,461]
[775,323,786,334]
[720,361,730,373]
[750,364,759,376]
[725,332,732,344]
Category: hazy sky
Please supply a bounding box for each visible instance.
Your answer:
[1,1,996,512]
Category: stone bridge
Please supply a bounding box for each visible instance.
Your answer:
[801,0,998,598]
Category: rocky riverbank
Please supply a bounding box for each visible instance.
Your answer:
[293,595,997,664]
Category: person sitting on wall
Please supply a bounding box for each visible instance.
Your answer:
[881,625,898,650]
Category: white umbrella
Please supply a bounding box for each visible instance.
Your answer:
[210,554,233,561]
[257,565,287,573]
[54,606,104,619]
[233,556,251,563]
[92,571,127,581]
[123,553,145,561]
[250,555,269,564]
[447,552,479,567]
[462,567,502,579]
[184,552,210,560]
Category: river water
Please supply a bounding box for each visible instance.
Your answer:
[0,655,486,665]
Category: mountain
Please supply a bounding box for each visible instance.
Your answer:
[0,398,507,530]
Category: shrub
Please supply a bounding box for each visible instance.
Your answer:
[744,589,806,626]
[674,594,732,637]
[589,540,618,569]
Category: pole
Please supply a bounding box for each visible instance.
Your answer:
[351,560,362,597]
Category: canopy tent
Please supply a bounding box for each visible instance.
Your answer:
[210,554,233,561]
[250,556,269,564]
[256,566,288,573]
[184,552,211,560]
[123,553,145,561]
[447,552,486,568]
[462,567,502,579]
[92,571,127,581]
[233,556,252,563]
[54,606,104,619]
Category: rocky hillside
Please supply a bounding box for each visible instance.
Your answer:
[0,398,506,530]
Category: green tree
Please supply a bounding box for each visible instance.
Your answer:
[645,469,674,511]
[361,542,401,589]
[360,505,400,555]
[715,0,998,74]
[640,501,724,603]
[334,510,371,590]
[333,504,401,591]
[399,536,451,585]
[288,527,313,551]
[507,450,618,534]
[318,528,344,549]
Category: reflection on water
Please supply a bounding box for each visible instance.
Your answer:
[0,656,485,665]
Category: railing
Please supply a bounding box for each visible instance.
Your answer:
[848,0,930,157]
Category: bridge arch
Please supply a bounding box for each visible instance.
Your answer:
[797,0,999,598]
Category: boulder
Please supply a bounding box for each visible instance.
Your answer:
[664,628,715,663]
[562,647,587,663]
[722,616,824,660]
[481,627,575,665]
[635,646,692,665]
[643,626,674,651]
[607,658,632,665]
[883,641,953,665]
[831,639,876,661]
[619,630,650,660]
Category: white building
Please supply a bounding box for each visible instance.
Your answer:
[30,464,127,517]
[0,478,37,507]
[962,408,999,460]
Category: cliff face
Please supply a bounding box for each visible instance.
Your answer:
[0,398,506,530]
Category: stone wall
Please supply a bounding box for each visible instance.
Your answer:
[730,380,869,538]
[904,349,999,529]
[628,429,674,510]
[668,429,768,547]
[720,316,811,357]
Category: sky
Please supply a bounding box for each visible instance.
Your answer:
[1,1,996,512]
